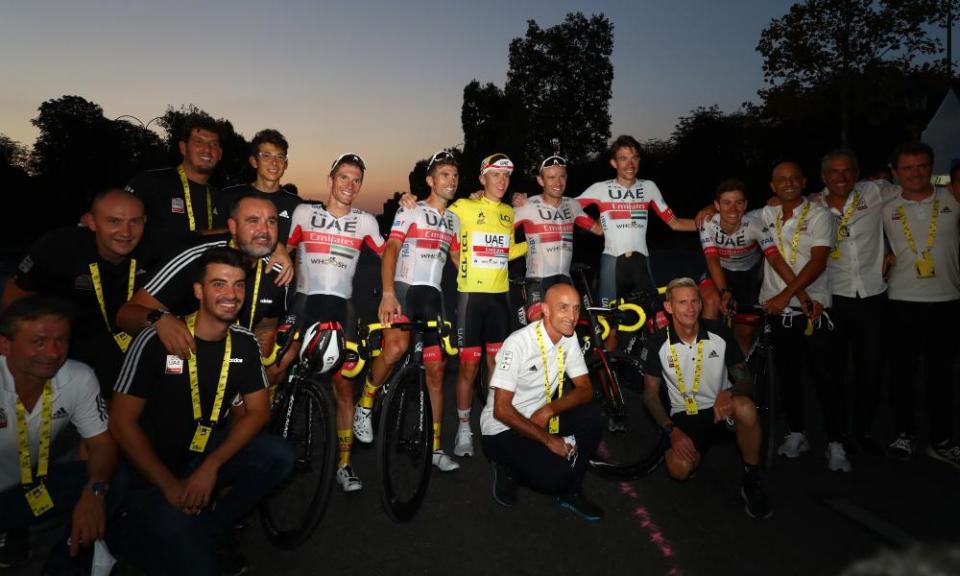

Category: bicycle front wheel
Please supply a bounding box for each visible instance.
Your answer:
[260,379,338,549]
[377,367,433,522]
[588,354,665,479]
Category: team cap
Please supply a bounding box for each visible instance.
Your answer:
[480,153,514,176]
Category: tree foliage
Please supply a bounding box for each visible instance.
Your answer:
[0,134,30,173]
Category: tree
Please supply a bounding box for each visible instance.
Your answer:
[0,134,30,172]
[505,12,614,171]
[757,0,942,145]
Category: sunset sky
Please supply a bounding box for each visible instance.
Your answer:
[2,0,845,212]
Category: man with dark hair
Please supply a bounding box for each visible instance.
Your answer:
[125,114,224,243]
[287,153,385,492]
[0,296,118,571]
[116,193,293,383]
[641,278,769,519]
[110,247,294,575]
[2,189,160,397]
[218,129,302,245]
[882,142,960,467]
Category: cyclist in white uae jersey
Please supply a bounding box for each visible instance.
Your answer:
[353,151,463,472]
[285,153,385,493]
[514,155,602,320]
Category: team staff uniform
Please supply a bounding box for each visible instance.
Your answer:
[219,184,301,245]
[7,227,161,396]
[126,167,224,241]
[514,194,595,317]
[699,211,778,306]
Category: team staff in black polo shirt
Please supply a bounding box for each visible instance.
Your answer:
[109,247,294,575]
[218,129,302,245]
[642,278,770,519]
[3,189,160,397]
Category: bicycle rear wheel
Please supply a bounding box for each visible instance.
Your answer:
[588,354,665,479]
[260,379,337,548]
[750,342,777,470]
[377,367,433,521]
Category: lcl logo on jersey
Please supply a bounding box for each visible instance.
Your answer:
[499,213,512,225]
[310,216,357,233]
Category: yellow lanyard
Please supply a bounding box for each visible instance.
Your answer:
[535,321,564,434]
[184,313,232,453]
[89,259,137,351]
[177,166,212,231]
[16,382,56,516]
[775,201,812,266]
[247,259,263,330]
[897,198,939,255]
[830,192,860,260]
[667,330,703,415]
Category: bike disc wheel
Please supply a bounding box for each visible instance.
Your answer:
[377,368,433,522]
[588,355,665,479]
[260,379,337,548]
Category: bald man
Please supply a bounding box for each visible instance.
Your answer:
[479,284,604,522]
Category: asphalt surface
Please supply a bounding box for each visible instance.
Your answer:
[6,251,960,576]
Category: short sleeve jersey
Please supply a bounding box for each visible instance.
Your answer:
[757,200,835,308]
[514,195,595,278]
[125,167,224,243]
[576,179,675,257]
[641,320,744,415]
[114,324,267,477]
[287,203,385,299]
[390,201,460,289]
[0,358,108,492]
[448,196,527,294]
[479,321,589,436]
[882,187,960,303]
[699,212,778,272]
[218,184,302,245]
[141,235,288,328]
[11,226,161,393]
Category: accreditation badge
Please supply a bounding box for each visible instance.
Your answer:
[189,424,212,453]
[915,251,936,279]
[548,415,560,435]
[830,247,841,260]
[25,483,55,517]
[684,395,699,416]
[113,332,132,352]
[165,355,184,375]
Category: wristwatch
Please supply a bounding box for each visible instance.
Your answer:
[88,481,109,497]
[146,308,170,326]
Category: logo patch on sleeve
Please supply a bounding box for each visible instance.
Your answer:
[499,350,513,371]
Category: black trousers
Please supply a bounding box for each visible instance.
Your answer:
[771,311,846,442]
[831,292,887,436]
[482,401,602,497]
[888,299,959,443]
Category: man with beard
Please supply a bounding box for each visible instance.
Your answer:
[110,248,293,575]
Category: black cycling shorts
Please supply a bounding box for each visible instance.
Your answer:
[456,292,510,362]
[395,282,446,352]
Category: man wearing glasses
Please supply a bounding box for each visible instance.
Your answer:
[514,155,603,321]
[219,130,302,245]
[286,154,385,492]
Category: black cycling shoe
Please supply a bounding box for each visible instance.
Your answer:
[557,492,604,522]
[741,475,773,520]
[492,463,517,507]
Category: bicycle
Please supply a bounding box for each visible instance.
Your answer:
[568,263,667,479]
[259,319,342,550]
[728,305,778,470]
[354,318,458,522]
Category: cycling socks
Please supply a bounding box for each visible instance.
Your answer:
[457,409,471,428]
[433,422,441,451]
[358,376,379,409]
[338,429,353,467]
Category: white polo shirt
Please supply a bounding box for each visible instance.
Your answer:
[810,181,896,298]
[0,357,107,492]
[480,321,588,436]
[758,199,835,308]
[882,187,960,303]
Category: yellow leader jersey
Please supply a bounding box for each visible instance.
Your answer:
[449,196,527,293]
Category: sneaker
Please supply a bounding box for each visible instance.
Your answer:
[925,441,960,470]
[887,433,914,461]
[432,450,460,472]
[492,463,517,507]
[777,432,810,458]
[215,531,249,576]
[826,441,852,472]
[336,465,363,493]
[557,492,604,522]
[353,406,374,444]
[740,477,772,519]
[0,528,30,568]
[454,425,474,457]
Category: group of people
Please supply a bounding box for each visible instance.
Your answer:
[1,109,958,574]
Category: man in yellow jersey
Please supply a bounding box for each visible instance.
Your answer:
[448,154,527,457]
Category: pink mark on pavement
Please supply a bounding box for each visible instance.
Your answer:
[618,481,682,575]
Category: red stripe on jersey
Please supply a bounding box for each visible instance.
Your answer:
[702,246,719,256]
[574,215,595,229]
[287,225,302,247]
[304,231,363,249]
[365,235,385,254]
[652,203,675,223]
[762,245,780,257]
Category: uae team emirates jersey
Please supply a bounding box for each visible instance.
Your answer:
[699,212,778,272]
[287,203,385,299]
[390,201,460,289]
[514,195,595,278]
[448,196,527,293]
[576,179,675,257]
